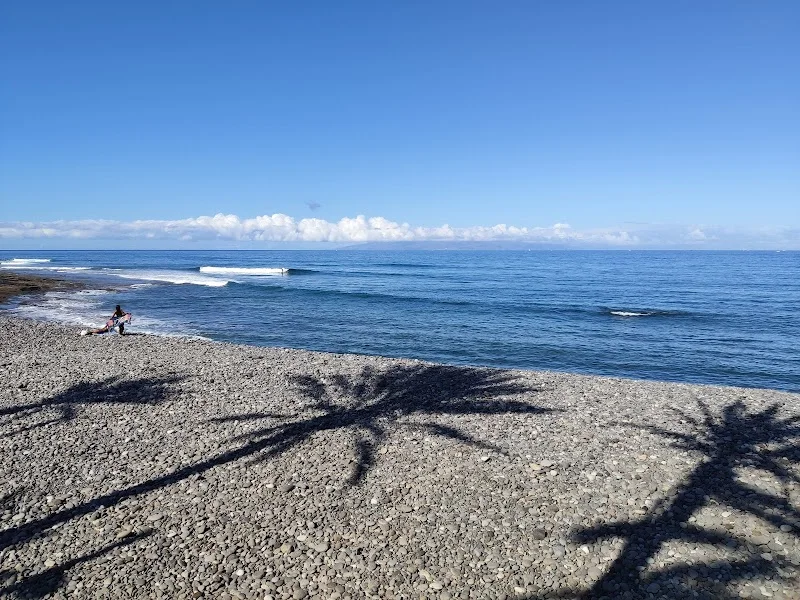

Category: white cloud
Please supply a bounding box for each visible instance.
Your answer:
[0,214,797,249]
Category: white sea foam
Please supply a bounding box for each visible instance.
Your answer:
[0,258,51,265]
[126,314,201,336]
[75,289,112,296]
[199,266,289,276]
[109,270,229,287]
[8,288,194,336]
[0,265,91,272]
[8,290,107,326]
[610,311,650,317]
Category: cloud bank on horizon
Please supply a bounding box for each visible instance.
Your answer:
[0,213,797,249]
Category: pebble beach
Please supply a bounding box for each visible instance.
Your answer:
[1,315,798,600]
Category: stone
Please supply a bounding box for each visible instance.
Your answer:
[2,314,797,600]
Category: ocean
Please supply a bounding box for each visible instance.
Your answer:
[1,250,798,392]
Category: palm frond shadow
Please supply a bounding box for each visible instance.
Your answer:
[0,375,184,438]
[215,363,552,485]
[0,531,151,599]
[0,362,551,579]
[526,400,800,599]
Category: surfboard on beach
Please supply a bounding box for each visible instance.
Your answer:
[106,312,132,330]
[80,313,132,336]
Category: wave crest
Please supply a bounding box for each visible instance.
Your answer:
[1,258,52,265]
[606,308,689,317]
[1,265,90,272]
[199,266,288,276]
[113,270,229,287]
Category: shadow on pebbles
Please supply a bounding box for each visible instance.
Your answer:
[1,316,798,599]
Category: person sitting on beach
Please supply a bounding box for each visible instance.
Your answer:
[83,305,128,335]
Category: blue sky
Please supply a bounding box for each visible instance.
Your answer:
[1,2,798,248]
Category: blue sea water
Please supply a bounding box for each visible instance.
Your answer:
[1,250,798,392]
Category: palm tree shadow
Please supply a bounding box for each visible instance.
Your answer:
[0,375,184,438]
[0,362,552,593]
[0,531,151,599]
[554,400,800,599]
[217,363,553,485]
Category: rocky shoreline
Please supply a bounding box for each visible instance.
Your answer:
[0,273,83,305]
[1,315,798,599]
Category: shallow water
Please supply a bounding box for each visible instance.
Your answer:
[2,250,798,391]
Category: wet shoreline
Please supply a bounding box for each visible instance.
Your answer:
[0,272,83,305]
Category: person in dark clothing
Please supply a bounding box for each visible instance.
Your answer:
[82,305,128,335]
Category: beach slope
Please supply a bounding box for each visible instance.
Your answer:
[1,316,798,599]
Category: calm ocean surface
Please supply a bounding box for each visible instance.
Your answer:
[2,250,798,392]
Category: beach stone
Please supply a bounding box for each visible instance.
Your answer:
[531,529,547,540]
[0,315,798,600]
[752,535,770,546]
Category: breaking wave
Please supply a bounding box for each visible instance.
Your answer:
[0,265,90,272]
[199,266,289,276]
[8,289,109,326]
[1,258,53,265]
[110,270,229,287]
[606,308,690,317]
